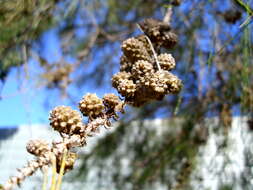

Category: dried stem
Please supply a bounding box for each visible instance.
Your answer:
[50,155,57,190]
[4,156,51,190]
[163,6,173,24]
[55,149,67,190]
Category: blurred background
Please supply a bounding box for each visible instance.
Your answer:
[0,0,253,189]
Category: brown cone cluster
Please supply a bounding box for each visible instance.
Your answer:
[103,93,123,113]
[79,93,105,118]
[138,18,178,49]
[26,139,50,157]
[112,18,182,106]
[49,106,84,135]
[3,18,182,190]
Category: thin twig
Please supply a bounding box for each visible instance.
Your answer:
[136,24,161,71]
[163,6,173,24]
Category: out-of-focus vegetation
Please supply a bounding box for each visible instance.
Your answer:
[1,0,253,189]
[0,0,58,81]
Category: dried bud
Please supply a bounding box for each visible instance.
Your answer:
[135,34,153,55]
[112,72,131,88]
[26,139,50,157]
[157,53,176,71]
[131,60,154,79]
[103,93,122,110]
[121,37,152,62]
[79,93,104,118]
[49,106,83,135]
[148,71,182,96]
[117,79,136,98]
[165,72,183,93]
[138,18,177,49]
[161,31,178,49]
[120,55,132,72]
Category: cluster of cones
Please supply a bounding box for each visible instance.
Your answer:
[3,18,182,190]
[112,18,182,106]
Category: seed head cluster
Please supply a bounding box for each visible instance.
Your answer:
[79,93,105,119]
[3,18,183,190]
[49,106,84,135]
[112,18,182,106]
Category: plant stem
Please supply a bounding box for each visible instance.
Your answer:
[55,149,68,190]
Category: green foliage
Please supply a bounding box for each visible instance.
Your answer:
[0,0,57,80]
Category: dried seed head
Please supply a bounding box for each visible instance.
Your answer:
[165,72,183,93]
[26,139,50,157]
[111,71,131,88]
[131,60,154,79]
[161,31,178,49]
[49,106,83,135]
[121,37,152,62]
[79,93,104,118]
[103,93,121,109]
[138,18,177,49]
[117,79,136,97]
[149,71,182,94]
[135,34,153,55]
[157,53,176,71]
[120,55,132,72]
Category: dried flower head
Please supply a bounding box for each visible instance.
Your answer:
[117,79,136,97]
[79,93,104,118]
[120,55,132,72]
[112,71,131,88]
[131,60,154,79]
[138,18,177,49]
[49,106,84,135]
[121,37,152,63]
[103,93,121,109]
[149,71,182,94]
[157,53,176,71]
[26,139,50,157]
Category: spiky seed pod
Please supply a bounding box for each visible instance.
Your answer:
[120,55,132,72]
[111,71,131,88]
[49,106,83,135]
[121,37,152,63]
[26,139,50,157]
[117,79,136,97]
[131,60,154,79]
[103,93,121,109]
[79,93,104,118]
[157,53,176,71]
[56,151,77,174]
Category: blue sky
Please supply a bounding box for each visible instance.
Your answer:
[0,29,64,126]
[0,27,117,126]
